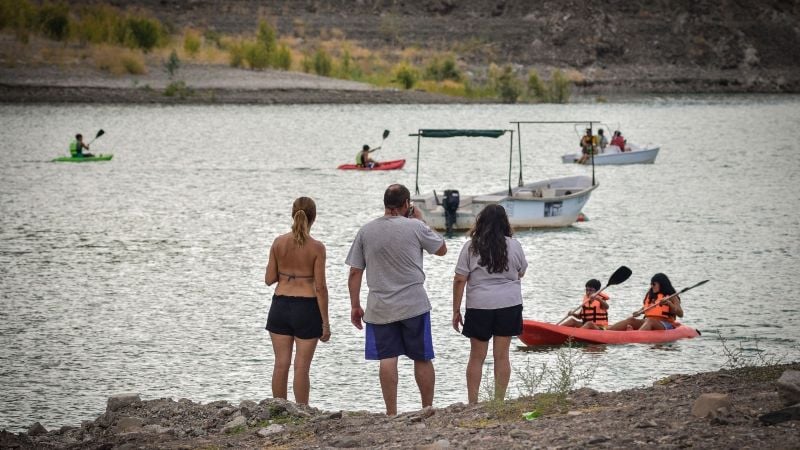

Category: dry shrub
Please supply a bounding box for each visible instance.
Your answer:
[93,44,146,75]
[563,68,584,83]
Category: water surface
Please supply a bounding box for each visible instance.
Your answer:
[1,96,799,431]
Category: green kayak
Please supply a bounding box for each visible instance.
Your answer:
[52,154,113,163]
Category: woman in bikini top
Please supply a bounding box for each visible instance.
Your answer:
[264,196,331,406]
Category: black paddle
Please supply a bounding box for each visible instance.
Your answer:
[632,279,709,318]
[87,129,105,145]
[369,129,390,152]
[557,265,632,325]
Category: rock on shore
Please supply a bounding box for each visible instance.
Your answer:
[2,364,798,449]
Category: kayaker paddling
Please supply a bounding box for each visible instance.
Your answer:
[70,133,94,158]
[356,144,380,168]
[561,278,610,329]
[609,273,683,331]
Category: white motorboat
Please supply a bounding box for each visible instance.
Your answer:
[561,143,660,165]
[409,129,597,234]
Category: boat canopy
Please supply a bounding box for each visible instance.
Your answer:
[412,128,515,195]
[413,129,507,139]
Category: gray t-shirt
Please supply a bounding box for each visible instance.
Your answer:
[455,237,528,310]
[346,216,445,324]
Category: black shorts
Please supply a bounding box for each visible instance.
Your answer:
[266,295,322,339]
[462,304,523,342]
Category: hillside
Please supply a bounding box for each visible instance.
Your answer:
[89,0,800,94]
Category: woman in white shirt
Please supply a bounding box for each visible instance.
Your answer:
[452,204,528,403]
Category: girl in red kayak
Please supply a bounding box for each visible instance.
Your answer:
[609,273,683,331]
[562,278,610,329]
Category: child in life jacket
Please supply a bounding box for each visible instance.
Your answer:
[562,278,610,329]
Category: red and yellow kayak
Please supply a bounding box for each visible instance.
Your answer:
[519,319,700,346]
[337,159,406,171]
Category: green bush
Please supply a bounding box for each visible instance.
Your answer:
[228,40,245,68]
[300,52,312,73]
[493,65,522,103]
[164,80,192,98]
[165,49,180,78]
[273,44,292,70]
[73,4,121,44]
[257,20,277,55]
[550,69,571,103]
[0,0,36,31]
[183,31,200,55]
[424,56,461,81]
[527,69,547,101]
[393,62,418,89]
[312,47,332,76]
[243,40,270,69]
[203,29,222,49]
[38,2,70,41]
[124,16,163,51]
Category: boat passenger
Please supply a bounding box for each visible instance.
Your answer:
[609,273,683,331]
[610,130,627,152]
[70,133,94,158]
[264,196,331,405]
[577,128,597,164]
[597,129,608,153]
[452,204,528,404]
[561,278,610,329]
[356,144,379,168]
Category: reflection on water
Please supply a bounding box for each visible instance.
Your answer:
[1,97,800,431]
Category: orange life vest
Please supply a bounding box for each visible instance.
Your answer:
[580,292,609,326]
[643,292,676,322]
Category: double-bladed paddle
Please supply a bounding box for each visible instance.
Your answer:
[632,279,709,318]
[556,265,632,325]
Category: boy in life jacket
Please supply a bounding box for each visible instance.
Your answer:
[70,133,94,158]
[562,278,610,329]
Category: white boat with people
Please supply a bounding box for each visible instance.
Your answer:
[561,143,660,165]
[560,125,660,165]
[409,129,597,235]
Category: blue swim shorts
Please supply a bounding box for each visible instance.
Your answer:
[660,320,675,330]
[365,312,434,361]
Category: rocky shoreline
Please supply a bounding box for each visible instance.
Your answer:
[3,364,798,449]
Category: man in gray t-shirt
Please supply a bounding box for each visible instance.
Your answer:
[346,183,447,416]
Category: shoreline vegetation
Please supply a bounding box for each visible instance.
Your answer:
[1,1,798,105]
[0,0,569,104]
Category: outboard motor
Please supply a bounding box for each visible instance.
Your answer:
[443,190,460,238]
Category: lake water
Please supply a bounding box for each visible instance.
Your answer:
[1,96,799,431]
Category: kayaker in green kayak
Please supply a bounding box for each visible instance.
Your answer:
[70,134,94,158]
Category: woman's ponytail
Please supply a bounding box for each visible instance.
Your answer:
[291,197,316,247]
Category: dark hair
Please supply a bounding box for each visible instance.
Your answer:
[384,184,410,209]
[585,279,601,290]
[362,144,370,151]
[468,204,512,274]
[598,129,604,135]
[76,134,82,139]
[647,273,676,300]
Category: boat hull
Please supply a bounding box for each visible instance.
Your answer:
[337,159,405,170]
[519,319,700,346]
[561,146,659,165]
[412,175,596,231]
[52,154,113,163]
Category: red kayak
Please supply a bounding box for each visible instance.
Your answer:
[519,319,700,346]
[337,159,406,171]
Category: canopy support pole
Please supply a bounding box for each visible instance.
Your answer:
[508,130,514,196]
[517,122,523,187]
[415,132,421,195]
